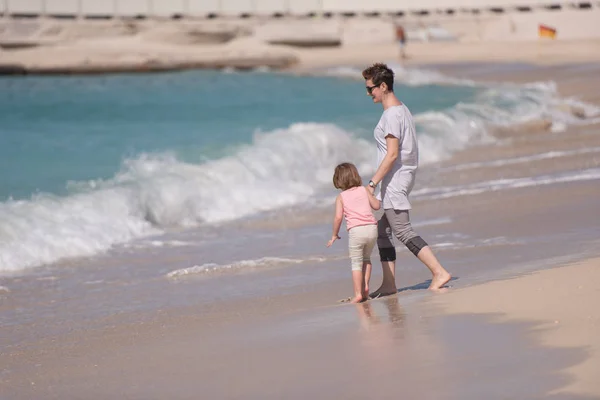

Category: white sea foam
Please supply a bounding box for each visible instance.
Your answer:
[412,81,600,164]
[323,63,600,123]
[415,217,453,227]
[0,123,371,273]
[166,256,327,278]
[442,147,600,172]
[428,236,516,251]
[413,168,600,201]
[123,240,193,249]
[323,63,600,159]
[413,109,493,164]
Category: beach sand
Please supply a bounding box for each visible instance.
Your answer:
[2,258,599,398]
[429,257,600,398]
[2,10,600,73]
[2,11,600,400]
[291,39,600,72]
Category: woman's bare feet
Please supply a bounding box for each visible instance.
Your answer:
[369,285,397,299]
[418,247,451,291]
[429,271,451,291]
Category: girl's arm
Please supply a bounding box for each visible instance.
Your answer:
[327,195,344,247]
[365,187,381,210]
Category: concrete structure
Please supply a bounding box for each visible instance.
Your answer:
[1,0,598,19]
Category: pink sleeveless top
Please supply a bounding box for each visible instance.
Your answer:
[340,186,377,231]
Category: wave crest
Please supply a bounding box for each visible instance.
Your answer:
[0,123,371,272]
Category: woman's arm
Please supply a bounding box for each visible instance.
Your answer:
[370,135,399,188]
[327,195,344,247]
[365,187,381,210]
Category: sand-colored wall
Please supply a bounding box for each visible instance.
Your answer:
[2,8,600,47]
[1,0,595,17]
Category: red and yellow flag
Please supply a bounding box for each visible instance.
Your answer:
[538,24,557,39]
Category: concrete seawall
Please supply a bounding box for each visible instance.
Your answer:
[1,0,598,19]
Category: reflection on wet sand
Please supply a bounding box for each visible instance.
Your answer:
[355,296,407,356]
[356,297,405,331]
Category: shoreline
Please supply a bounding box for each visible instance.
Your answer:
[2,39,600,76]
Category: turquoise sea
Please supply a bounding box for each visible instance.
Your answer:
[2,64,595,274]
[0,69,474,200]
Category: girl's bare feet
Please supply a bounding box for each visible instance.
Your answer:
[350,294,365,304]
[361,285,369,301]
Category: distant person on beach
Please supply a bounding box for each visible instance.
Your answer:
[395,24,407,60]
[327,163,381,303]
[362,63,451,295]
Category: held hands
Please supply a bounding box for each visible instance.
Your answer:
[327,235,341,247]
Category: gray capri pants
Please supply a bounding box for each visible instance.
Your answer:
[377,209,428,260]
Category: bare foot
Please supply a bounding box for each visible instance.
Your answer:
[430,287,449,294]
[429,271,451,291]
[350,295,365,304]
[369,286,397,299]
[361,285,370,300]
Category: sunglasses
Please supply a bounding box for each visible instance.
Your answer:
[366,83,380,94]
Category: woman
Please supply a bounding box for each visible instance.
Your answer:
[362,63,451,295]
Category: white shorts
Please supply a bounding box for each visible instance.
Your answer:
[348,224,378,271]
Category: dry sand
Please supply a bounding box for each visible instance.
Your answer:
[2,9,600,73]
[289,37,600,73]
[429,257,600,397]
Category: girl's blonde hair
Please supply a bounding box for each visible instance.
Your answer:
[333,163,362,191]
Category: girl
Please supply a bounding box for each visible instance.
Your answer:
[327,163,381,303]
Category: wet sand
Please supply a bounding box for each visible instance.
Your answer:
[2,258,599,399]
[2,58,600,399]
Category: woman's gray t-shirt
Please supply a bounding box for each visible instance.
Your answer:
[374,104,418,210]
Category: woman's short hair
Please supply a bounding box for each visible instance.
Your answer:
[362,63,395,92]
[333,163,362,190]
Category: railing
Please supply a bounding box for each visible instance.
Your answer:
[0,0,594,18]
